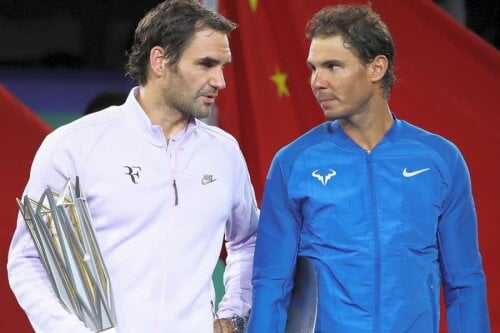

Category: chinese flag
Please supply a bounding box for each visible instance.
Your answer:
[217,0,326,199]
[0,85,51,332]
[216,0,499,332]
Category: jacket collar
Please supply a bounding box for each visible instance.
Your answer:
[328,113,402,151]
[123,87,196,148]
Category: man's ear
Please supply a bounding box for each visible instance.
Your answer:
[149,46,168,77]
[369,55,389,83]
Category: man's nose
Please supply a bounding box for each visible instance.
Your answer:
[311,70,327,90]
[209,68,226,90]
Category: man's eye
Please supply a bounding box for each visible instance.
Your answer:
[199,61,217,68]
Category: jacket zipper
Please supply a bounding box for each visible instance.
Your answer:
[367,151,381,333]
[172,179,178,206]
[427,275,438,333]
[168,125,195,207]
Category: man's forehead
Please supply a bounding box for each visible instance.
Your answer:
[310,35,347,48]
[308,35,355,59]
[190,27,229,44]
[182,29,231,61]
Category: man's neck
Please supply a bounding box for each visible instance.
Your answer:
[339,102,394,152]
[137,85,189,139]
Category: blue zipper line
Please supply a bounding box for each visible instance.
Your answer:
[366,151,381,333]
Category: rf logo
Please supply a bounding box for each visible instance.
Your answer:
[124,166,142,184]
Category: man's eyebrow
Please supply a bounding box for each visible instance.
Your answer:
[321,60,343,67]
[307,59,343,68]
[196,56,231,66]
[197,57,218,64]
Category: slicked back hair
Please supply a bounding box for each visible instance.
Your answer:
[125,0,237,85]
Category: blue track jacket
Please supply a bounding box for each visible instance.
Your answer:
[248,119,490,332]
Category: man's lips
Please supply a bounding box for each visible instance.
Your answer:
[316,96,338,110]
[201,94,217,103]
[316,96,337,103]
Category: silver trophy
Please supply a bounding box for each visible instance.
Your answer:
[285,256,318,333]
[17,177,117,332]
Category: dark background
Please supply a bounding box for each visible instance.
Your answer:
[0,0,498,72]
[0,1,159,70]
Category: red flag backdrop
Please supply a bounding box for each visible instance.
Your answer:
[1,1,498,331]
[0,85,51,331]
[217,0,500,332]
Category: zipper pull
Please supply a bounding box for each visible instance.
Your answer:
[173,179,179,206]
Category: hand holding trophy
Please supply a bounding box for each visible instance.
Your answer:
[17,177,117,332]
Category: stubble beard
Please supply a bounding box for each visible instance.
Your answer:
[323,93,372,122]
[189,99,213,119]
[163,82,214,119]
[171,96,212,119]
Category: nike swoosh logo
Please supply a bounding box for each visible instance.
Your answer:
[402,167,430,177]
[201,178,217,185]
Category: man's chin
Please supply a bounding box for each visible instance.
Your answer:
[192,105,213,119]
[322,108,337,119]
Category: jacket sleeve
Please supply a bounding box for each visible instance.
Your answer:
[216,149,259,319]
[247,154,300,333]
[437,150,490,332]
[7,134,93,333]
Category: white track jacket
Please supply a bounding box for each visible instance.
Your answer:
[7,87,259,333]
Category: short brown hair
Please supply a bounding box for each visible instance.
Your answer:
[306,5,396,98]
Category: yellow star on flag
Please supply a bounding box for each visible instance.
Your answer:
[249,0,258,12]
[270,70,290,97]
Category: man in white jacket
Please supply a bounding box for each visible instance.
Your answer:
[7,1,259,332]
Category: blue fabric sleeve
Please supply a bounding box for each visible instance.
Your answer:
[247,154,301,333]
[437,150,490,332]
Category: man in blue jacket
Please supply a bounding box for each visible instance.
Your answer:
[247,4,490,333]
